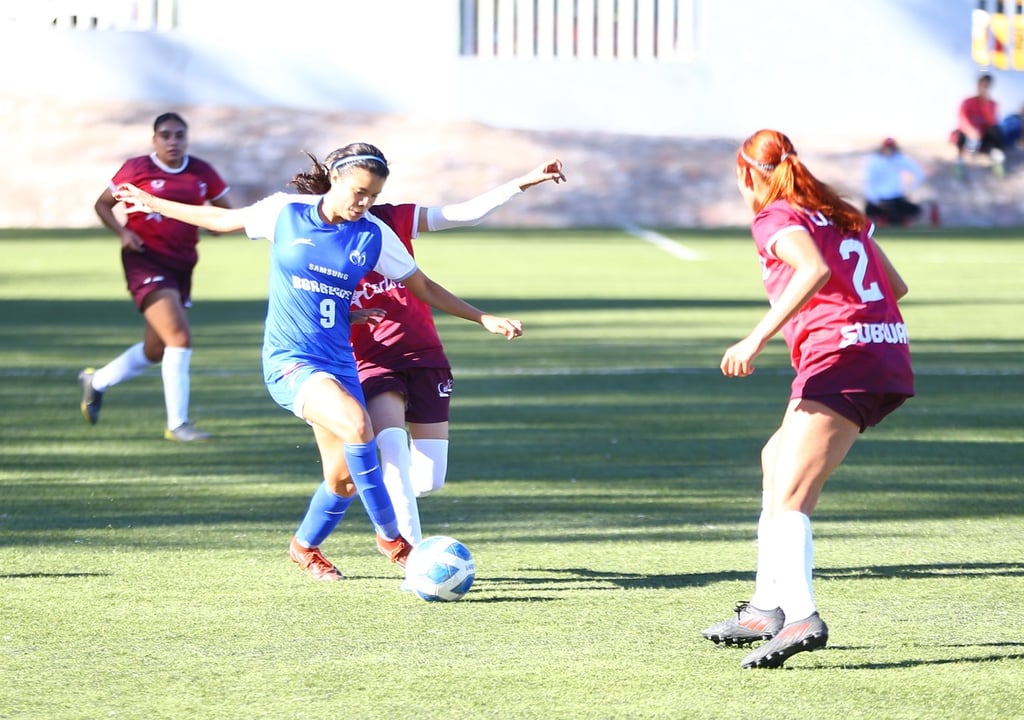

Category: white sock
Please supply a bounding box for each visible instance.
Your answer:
[749,494,778,610]
[774,510,816,622]
[161,346,191,429]
[410,438,449,497]
[92,342,152,392]
[376,427,421,544]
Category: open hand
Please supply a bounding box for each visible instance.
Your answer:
[518,159,566,189]
[481,315,524,340]
[113,183,154,214]
[350,308,387,326]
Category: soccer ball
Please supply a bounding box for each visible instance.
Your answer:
[404,535,476,602]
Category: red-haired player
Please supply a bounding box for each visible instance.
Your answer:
[702,130,914,669]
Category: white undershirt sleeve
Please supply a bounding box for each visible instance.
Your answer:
[425,181,523,231]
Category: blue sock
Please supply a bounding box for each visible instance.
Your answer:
[294,481,354,548]
[346,441,400,539]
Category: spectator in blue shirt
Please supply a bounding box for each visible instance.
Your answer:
[863,138,926,227]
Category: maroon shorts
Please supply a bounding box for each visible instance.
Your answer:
[361,367,454,424]
[122,250,194,312]
[804,392,910,433]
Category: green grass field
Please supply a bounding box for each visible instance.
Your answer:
[1,227,1023,719]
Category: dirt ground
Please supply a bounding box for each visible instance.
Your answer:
[4,98,1021,230]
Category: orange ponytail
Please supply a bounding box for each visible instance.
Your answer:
[737,129,867,235]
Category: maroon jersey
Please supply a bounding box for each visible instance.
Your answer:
[351,204,449,377]
[752,200,914,397]
[110,154,229,269]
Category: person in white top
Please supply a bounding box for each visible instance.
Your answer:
[863,138,926,227]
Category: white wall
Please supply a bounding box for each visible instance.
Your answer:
[3,0,1023,143]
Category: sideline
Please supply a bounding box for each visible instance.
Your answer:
[623,224,700,260]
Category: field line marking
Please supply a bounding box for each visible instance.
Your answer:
[623,224,700,260]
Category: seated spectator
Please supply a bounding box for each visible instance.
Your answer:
[864,138,926,227]
[952,73,1006,177]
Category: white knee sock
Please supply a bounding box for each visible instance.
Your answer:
[409,438,449,497]
[376,427,421,544]
[750,494,778,610]
[92,342,152,392]
[161,346,191,429]
[774,510,816,622]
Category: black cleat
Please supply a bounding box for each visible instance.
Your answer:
[702,601,785,646]
[741,612,828,669]
[78,368,103,425]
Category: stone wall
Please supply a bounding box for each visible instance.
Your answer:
[3,99,1021,230]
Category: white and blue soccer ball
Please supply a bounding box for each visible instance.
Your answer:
[404,535,476,602]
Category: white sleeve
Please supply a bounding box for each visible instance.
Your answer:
[243,193,317,242]
[425,181,523,232]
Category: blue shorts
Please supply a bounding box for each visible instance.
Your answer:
[263,354,364,418]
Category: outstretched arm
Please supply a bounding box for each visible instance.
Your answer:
[401,269,523,340]
[418,158,566,233]
[114,183,248,233]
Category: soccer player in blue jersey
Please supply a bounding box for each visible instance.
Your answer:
[113,143,523,581]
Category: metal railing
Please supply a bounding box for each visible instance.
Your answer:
[461,0,697,61]
[2,0,176,30]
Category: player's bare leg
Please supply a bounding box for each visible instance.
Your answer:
[141,289,208,440]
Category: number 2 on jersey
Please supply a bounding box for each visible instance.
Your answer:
[839,238,884,303]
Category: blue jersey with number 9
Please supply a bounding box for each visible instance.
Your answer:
[244,193,417,390]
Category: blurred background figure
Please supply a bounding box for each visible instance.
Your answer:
[84,112,232,442]
[863,137,926,227]
[952,73,1007,178]
[1000,102,1024,148]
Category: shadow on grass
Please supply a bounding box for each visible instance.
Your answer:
[473,561,1024,594]
[818,647,1024,671]
[0,572,112,579]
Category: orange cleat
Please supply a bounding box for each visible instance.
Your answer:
[289,536,344,581]
[375,533,413,568]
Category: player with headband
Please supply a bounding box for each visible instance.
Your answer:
[701,129,914,669]
[113,142,524,581]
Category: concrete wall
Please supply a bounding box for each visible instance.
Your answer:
[3,0,1023,229]
[4,0,1022,142]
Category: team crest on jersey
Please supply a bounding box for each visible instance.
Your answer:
[151,179,166,190]
[349,249,367,266]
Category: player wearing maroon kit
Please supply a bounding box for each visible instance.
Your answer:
[114,143,524,581]
[351,159,566,544]
[701,129,914,669]
[82,113,232,441]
